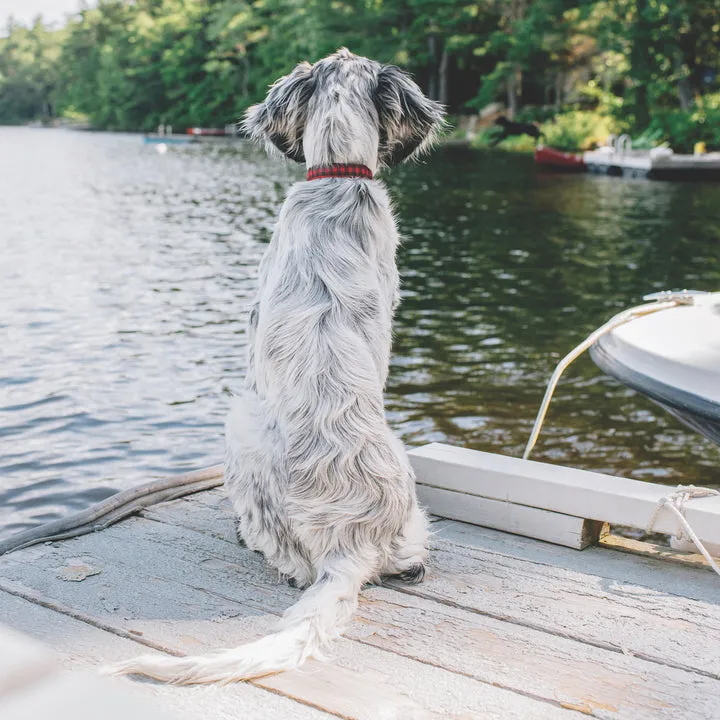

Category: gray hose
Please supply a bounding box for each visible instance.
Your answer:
[0,465,224,557]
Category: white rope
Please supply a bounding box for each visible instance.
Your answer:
[523,298,685,460]
[646,485,720,577]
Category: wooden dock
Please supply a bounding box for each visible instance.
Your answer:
[2,486,719,719]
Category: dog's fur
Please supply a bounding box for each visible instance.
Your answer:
[490,115,543,145]
[106,49,444,684]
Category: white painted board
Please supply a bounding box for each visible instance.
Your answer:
[417,485,600,549]
[409,444,720,546]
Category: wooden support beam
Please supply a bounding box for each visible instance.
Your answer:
[409,443,720,550]
[417,485,601,549]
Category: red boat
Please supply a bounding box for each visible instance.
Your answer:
[534,145,586,172]
[187,127,230,136]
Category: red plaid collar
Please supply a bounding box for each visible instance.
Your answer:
[306,164,373,181]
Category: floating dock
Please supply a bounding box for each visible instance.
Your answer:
[583,137,720,180]
[2,445,720,719]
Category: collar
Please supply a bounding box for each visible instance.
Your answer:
[306,164,373,181]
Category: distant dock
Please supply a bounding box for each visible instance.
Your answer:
[144,124,241,145]
[143,134,199,145]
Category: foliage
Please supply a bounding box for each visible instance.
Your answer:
[0,18,64,123]
[471,110,620,153]
[470,126,537,152]
[629,127,667,151]
[0,0,718,150]
[540,110,619,152]
[646,98,720,154]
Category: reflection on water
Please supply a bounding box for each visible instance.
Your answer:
[1,128,718,537]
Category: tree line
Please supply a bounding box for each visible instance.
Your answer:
[1,0,718,150]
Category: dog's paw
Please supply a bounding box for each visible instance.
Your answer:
[397,563,426,585]
[286,576,311,590]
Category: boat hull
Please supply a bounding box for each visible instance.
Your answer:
[534,146,586,172]
[590,341,720,445]
[589,293,720,446]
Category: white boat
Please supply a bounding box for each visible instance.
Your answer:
[584,135,720,180]
[590,290,720,444]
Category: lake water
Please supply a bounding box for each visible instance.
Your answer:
[1,126,718,538]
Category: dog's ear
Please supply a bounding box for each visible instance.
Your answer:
[375,65,445,167]
[242,62,315,163]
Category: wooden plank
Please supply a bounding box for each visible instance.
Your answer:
[0,584,573,720]
[601,533,720,569]
[384,519,720,679]
[144,491,720,676]
[669,535,720,558]
[147,490,720,603]
[141,490,238,545]
[353,587,720,719]
[1,508,717,718]
[433,519,720,603]
[0,591,333,720]
[0,533,572,719]
[408,443,720,545]
[417,484,601,549]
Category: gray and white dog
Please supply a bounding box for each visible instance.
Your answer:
[109,48,444,684]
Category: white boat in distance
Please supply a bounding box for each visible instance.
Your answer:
[584,135,720,180]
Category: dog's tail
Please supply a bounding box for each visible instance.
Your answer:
[103,556,364,684]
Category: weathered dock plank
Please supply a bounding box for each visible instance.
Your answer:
[390,531,720,679]
[145,490,720,678]
[416,484,601,549]
[1,491,719,719]
[0,520,577,718]
[0,582,573,720]
[0,592,332,720]
[433,518,720,600]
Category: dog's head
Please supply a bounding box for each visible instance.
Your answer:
[242,49,445,172]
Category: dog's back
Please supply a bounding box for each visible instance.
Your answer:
[226,176,415,588]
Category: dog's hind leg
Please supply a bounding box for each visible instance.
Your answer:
[225,391,314,584]
[382,502,429,585]
[234,519,265,557]
[234,519,248,547]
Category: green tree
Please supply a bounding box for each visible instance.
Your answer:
[0,17,64,123]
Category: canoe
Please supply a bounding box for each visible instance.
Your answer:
[534,146,586,172]
[187,127,229,136]
[590,291,720,444]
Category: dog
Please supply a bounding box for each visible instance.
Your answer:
[490,115,543,145]
[106,48,445,684]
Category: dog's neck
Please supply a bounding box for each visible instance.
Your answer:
[303,92,380,173]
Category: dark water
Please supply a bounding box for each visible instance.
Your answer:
[1,127,718,538]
